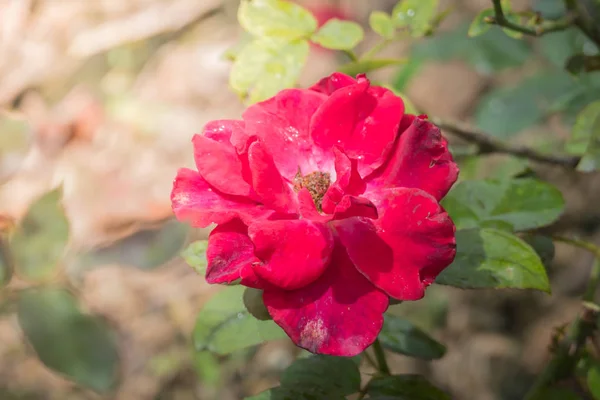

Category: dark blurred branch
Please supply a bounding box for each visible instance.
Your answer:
[524,239,600,399]
[431,118,580,168]
[564,0,600,49]
[488,0,574,36]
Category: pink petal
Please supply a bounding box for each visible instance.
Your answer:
[309,72,357,95]
[171,168,270,228]
[321,147,365,214]
[310,77,404,176]
[206,219,260,285]
[243,89,330,180]
[367,116,459,201]
[297,188,331,222]
[193,134,252,197]
[332,195,378,220]
[248,220,333,290]
[264,243,389,356]
[335,188,456,300]
[248,141,297,214]
[203,119,250,154]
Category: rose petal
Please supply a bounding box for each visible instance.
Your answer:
[309,72,357,95]
[193,134,251,197]
[322,147,365,214]
[335,188,456,300]
[171,168,270,228]
[203,119,250,154]
[332,195,378,220]
[248,141,297,214]
[310,77,404,176]
[249,220,333,290]
[367,116,458,201]
[206,219,260,286]
[264,243,388,356]
[243,89,330,180]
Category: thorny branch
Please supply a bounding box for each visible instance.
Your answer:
[489,0,575,36]
[430,117,581,168]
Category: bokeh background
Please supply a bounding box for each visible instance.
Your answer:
[0,0,599,399]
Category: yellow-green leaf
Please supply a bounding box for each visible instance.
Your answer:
[311,19,364,50]
[392,0,439,37]
[230,38,309,104]
[468,8,494,37]
[238,0,317,40]
[337,58,405,76]
[369,11,395,39]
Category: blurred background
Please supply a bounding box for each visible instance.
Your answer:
[0,0,599,399]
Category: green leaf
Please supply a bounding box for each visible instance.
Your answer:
[392,56,423,92]
[230,38,309,104]
[311,19,364,50]
[468,9,494,37]
[566,101,600,172]
[588,362,600,400]
[243,287,271,321]
[238,0,317,40]
[17,288,119,392]
[379,315,446,360]
[337,58,405,76]
[539,28,591,68]
[370,11,395,39]
[442,179,564,231]
[392,0,439,37]
[367,375,451,400]
[412,23,531,74]
[500,1,524,39]
[248,355,361,399]
[193,286,286,355]
[437,228,551,292]
[12,189,69,280]
[68,220,189,275]
[192,351,221,387]
[181,240,208,275]
[523,234,555,266]
[475,72,575,137]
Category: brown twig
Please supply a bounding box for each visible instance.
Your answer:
[431,117,580,168]
[489,0,575,36]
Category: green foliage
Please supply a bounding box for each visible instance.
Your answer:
[530,388,584,400]
[238,0,317,40]
[523,234,556,266]
[248,355,361,399]
[539,28,594,69]
[230,38,309,104]
[437,228,551,292]
[337,59,406,76]
[11,188,69,280]
[243,287,271,321]
[370,11,395,39]
[392,0,439,37]
[498,0,524,39]
[589,362,600,400]
[181,239,208,275]
[366,375,451,399]
[194,286,286,355]
[311,19,364,50]
[468,9,494,37]
[412,23,531,74]
[566,101,600,171]
[378,315,446,360]
[71,220,188,275]
[442,179,564,231]
[17,288,119,392]
[475,72,575,137]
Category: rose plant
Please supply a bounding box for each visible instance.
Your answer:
[174,0,600,399]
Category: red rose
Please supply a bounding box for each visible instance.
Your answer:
[171,73,458,356]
